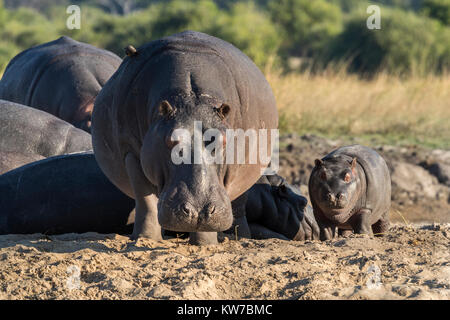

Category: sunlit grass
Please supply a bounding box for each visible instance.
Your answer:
[267,68,450,149]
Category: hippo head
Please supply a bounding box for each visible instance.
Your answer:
[140,95,234,232]
[310,156,360,224]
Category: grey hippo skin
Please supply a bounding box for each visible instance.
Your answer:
[0,152,135,235]
[308,145,391,240]
[0,154,306,239]
[245,174,320,241]
[92,31,278,245]
[0,99,92,174]
[0,36,121,132]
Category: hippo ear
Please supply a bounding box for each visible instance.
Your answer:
[350,157,357,170]
[124,45,138,57]
[216,103,231,120]
[314,159,324,167]
[159,100,174,117]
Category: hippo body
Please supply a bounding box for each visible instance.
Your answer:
[0,152,134,235]
[0,36,121,131]
[0,99,92,174]
[0,152,306,241]
[92,31,278,244]
[245,174,319,240]
[308,145,391,240]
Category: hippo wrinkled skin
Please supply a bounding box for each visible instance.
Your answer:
[0,152,134,235]
[308,145,391,240]
[92,31,278,244]
[245,174,320,241]
[0,99,92,174]
[0,36,121,132]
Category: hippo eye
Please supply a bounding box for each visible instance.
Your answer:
[215,103,231,120]
[159,100,175,118]
[320,171,327,181]
[344,172,352,183]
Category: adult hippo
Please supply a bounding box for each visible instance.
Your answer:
[0,36,121,132]
[0,152,135,235]
[92,31,278,244]
[0,99,92,174]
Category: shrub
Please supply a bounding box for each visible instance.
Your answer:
[421,0,450,25]
[326,8,450,75]
[268,0,343,57]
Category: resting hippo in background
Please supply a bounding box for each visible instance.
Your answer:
[0,36,121,132]
[0,152,135,235]
[92,31,278,245]
[245,174,319,241]
[0,99,92,174]
[309,145,391,240]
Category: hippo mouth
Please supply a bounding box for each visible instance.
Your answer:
[322,207,354,225]
[157,184,233,233]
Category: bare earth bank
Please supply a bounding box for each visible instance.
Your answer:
[0,224,448,300]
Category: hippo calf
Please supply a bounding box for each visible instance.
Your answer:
[245,174,319,240]
[0,99,92,174]
[308,145,391,240]
[0,36,121,132]
[92,31,278,244]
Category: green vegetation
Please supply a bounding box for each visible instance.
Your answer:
[0,0,449,148]
[1,0,450,75]
[421,0,450,25]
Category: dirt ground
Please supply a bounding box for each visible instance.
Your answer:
[0,134,449,300]
[0,224,448,300]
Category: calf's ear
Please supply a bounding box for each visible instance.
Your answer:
[350,157,357,173]
[314,159,324,167]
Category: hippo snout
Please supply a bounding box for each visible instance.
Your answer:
[158,197,233,233]
[326,192,348,209]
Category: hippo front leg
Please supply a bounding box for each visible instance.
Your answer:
[125,153,162,240]
[349,208,373,236]
[189,232,218,245]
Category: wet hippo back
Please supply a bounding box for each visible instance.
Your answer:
[0,99,92,174]
[0,36,121,131]
[0,152,134,235]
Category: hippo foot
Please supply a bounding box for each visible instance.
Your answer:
[189,232,218,245]
[319,225,337,241]
[338,229,353,238]
[130,232,163,241]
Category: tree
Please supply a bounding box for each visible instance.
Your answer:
[326,8,450,75]
[268,0,343,57]
[421,0,450,25]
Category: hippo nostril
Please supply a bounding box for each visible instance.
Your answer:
[327,193,336,203]
[181,203,193,216]
[206,205,216,216]
[337,193,346,201]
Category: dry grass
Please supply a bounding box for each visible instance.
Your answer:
[266,69,450,149]
[1,67,449,148]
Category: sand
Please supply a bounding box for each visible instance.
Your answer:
[0,224,448,300]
